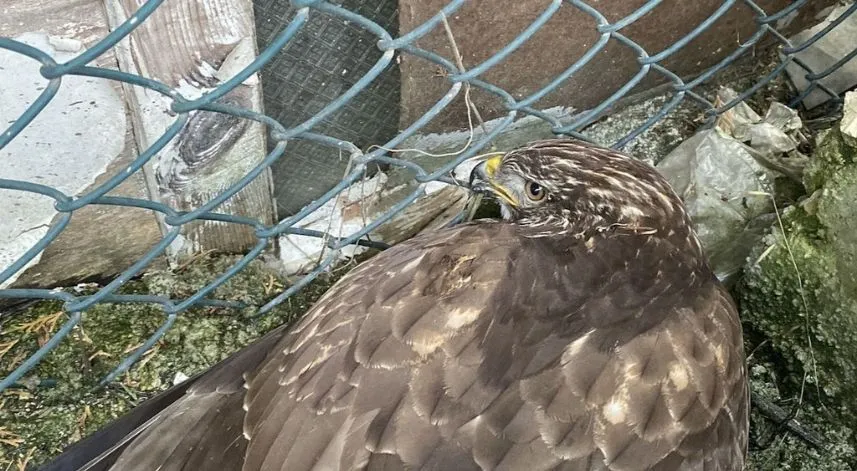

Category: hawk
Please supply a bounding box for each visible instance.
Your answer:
[45,139,748,471]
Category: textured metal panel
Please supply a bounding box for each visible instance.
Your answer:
[254,0,401,216]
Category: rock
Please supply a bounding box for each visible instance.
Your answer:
[0,32,130,288]
[841,91,857,147]
[783,4,857,110]
[737,114,857,427]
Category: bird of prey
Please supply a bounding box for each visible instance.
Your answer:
[44,138,748,471]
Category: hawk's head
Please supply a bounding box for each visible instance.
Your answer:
[469,139,695,241]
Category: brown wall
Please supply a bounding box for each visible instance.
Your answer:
[398,0,838,133]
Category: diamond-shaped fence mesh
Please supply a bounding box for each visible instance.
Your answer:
[0,0,855,394]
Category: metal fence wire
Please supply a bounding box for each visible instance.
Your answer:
[1,0,855,394]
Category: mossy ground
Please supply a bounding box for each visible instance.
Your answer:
[0,252,356,469]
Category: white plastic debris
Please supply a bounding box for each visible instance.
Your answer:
[657,130,775,283]
[657,87,806,283]
[719,88,808,181]
[172,371,190,386]
[277,172,387,275]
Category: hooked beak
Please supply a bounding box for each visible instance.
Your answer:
[469,154,518,207]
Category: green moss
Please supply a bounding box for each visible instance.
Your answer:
[740,130,857,399]
[803,128,857,194]
[0,253,349,469]
[738,126,857,466]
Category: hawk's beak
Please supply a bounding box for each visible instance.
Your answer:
[469,155,518,207]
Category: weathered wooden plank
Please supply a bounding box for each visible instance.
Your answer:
[0,0,110,46]
[1,0,163,289]
[371,184,469,245]
[273,173,469,276]
[103,0,274,260]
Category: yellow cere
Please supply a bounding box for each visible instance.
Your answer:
[483,155,502,178]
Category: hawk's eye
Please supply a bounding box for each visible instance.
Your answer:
[525,181,546,201]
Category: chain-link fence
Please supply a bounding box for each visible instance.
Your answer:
[1,0,855,395]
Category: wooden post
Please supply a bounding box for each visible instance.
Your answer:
[103,0,274,260]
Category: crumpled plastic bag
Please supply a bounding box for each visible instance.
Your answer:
[656,87,804,284]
